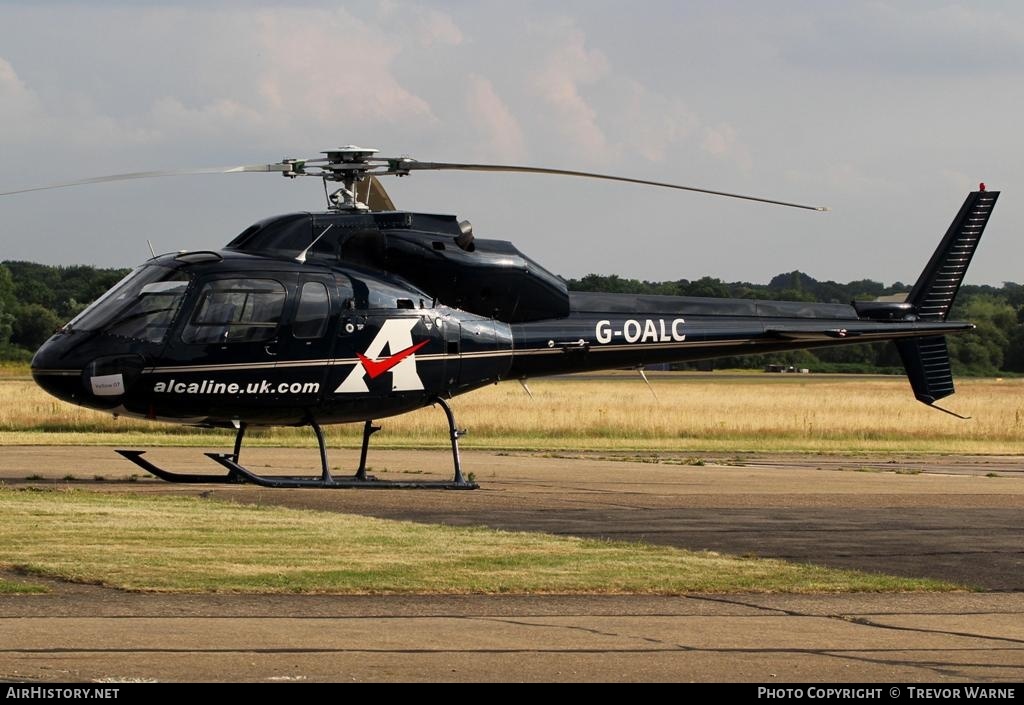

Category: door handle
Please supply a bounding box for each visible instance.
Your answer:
[264,343,278,356]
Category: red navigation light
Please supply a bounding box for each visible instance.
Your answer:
[980,182,987,191]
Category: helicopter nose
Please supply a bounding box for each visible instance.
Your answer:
[31,334,145,410]
[30,333,83,405]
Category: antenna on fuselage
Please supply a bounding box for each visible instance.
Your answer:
[637,367,658,400]
[295,224,334,264]
[518,378,534,399]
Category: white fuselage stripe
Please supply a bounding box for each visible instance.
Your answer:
[138,339,761,374]
[42,329,914,378]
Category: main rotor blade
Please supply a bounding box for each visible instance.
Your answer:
[390,161,829,212]
[0,163,292,197]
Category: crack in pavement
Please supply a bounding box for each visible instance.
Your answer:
[687,595,1024,679]
[462,612,1022,682]
[694,594,1024,645]
[841,615,1024,646]
[815,651,1020,681]
[469,616,691,651]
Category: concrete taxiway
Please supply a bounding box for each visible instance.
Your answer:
[0,446,1021,681]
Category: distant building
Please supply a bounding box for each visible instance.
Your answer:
[764,364,809,374]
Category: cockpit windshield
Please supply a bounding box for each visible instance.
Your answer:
[67,265,191,344]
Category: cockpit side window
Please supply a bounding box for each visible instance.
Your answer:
[105,275,191,344]
[292,282,330,340]
[182,278,286,344]
[68,265,191,345]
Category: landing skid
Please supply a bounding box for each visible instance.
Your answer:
[116,397,478,490]
[115,449,244,484]
[205,452,475,489]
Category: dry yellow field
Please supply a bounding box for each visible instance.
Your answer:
[2,371,1023,453]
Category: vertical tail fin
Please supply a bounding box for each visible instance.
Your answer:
[898,188,998,412]
[907,188,998,321]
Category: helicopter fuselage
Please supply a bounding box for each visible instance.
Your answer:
[29,205,982,429]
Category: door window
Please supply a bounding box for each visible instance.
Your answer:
[182,278,286,344]
[293,281,330,339]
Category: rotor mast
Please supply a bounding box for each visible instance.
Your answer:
[313,146,379,211]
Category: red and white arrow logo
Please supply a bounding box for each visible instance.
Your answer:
[336,319,427,393]
[356,340,428,379]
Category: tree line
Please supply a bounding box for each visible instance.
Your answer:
[0,262,130,361]
[567,272,1024,375]
[1,261,1021,374]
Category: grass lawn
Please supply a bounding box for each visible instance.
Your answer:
[0,488,960,594]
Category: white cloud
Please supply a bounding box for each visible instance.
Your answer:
[938,168,980,194]
[779,3,1024,74]
[374,0,463,46]
[250,8,436,128]
[415,8,464,48]
[612,80,699,163]
[0,56,159,153]
[701,123,752,173]
[0,57,41,141]
[465,75,527,161]
[531,21,610,161]
[1,7,439,156]
[148,96,266,139]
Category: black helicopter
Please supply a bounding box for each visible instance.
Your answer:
[9,147,998,489]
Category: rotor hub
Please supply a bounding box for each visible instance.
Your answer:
[308,146,380,211]
[322,146,379,164]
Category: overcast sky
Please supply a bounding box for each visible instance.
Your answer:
[1,1,1022,286]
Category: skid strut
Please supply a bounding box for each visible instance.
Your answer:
[356,419,381,482]
[115,422,249,483]
[117,398,477,489]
